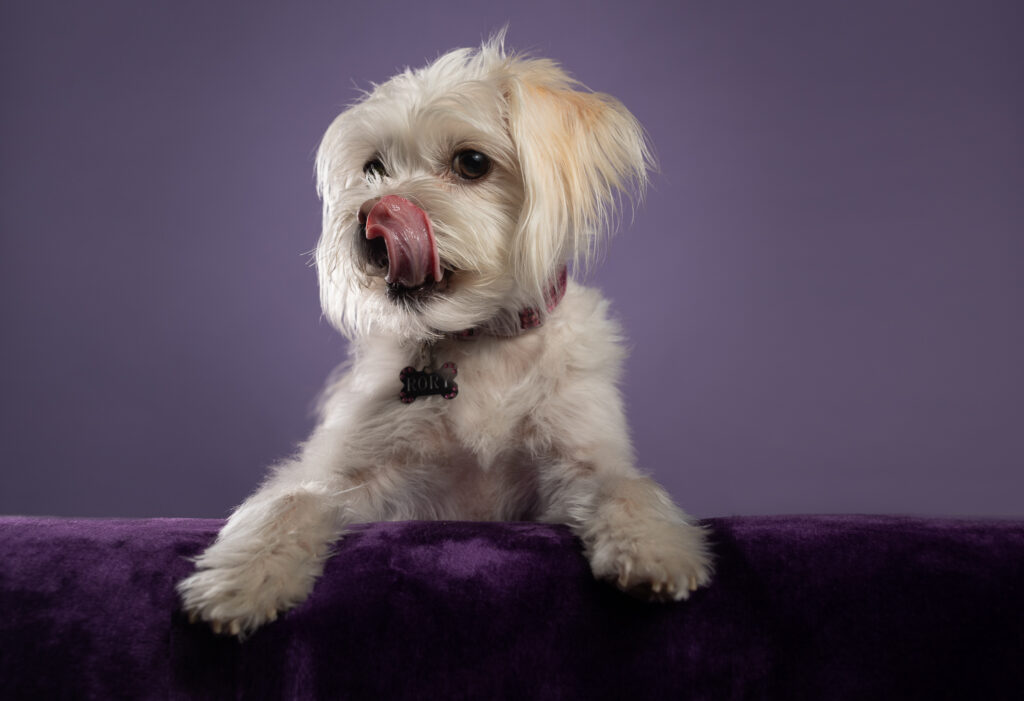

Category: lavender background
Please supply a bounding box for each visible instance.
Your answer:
[1,1,1021,518]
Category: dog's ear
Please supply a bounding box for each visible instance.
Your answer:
[505,59,651,301]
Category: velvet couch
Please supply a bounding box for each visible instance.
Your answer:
[1,515,1022,699]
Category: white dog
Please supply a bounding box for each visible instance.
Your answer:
[178,36,712,636]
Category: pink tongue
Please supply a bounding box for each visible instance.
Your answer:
[365,195,442,288]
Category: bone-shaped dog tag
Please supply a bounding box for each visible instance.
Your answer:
[399,362,458,403]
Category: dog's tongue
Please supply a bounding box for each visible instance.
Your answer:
[365,195,442,288]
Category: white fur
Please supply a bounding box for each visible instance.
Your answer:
[178,35,712,637]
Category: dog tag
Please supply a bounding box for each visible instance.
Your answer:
[399,362,458,403]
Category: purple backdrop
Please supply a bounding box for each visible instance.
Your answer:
[1,1,1021,518]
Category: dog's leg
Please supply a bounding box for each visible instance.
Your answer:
[536,403,713,601]
[572,473,712,601]
[177,420,420,636]
[176,461,348,637]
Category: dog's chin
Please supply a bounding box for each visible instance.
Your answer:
[380,269,453,307]
[352,269,519,340]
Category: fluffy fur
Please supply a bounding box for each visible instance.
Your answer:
[178,36,712,637]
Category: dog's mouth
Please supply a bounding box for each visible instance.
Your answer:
[384,272,452,304]
[358,195,451,303]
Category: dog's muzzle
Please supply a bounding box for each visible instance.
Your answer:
[360,195,442,290]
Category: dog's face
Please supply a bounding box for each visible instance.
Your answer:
[314,39,650,340]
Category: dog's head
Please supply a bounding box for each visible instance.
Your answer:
[314,35,651,340]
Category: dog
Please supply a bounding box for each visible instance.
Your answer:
[178,35,712,637]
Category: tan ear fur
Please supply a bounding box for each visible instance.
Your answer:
[506,58,652,303]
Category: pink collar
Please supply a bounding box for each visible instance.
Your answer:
[449,267,568,339]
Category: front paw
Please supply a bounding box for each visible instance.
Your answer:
[585,516,713,602]
[177,550,319,637]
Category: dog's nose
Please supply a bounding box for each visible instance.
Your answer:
[358,198,381,226]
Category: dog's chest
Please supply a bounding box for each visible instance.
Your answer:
[435,334,549,468]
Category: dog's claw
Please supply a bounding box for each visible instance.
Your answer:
[617,560,632,588]
[229,620,241,636]
[689,575,699,592]
[211,620,223,635]
[188,611,198,625]
[267,608,278,622]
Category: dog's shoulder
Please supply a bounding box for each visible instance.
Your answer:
[540,280,628,372]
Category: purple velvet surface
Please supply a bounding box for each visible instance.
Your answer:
[1,516,1022,700]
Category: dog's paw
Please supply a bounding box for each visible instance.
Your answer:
[177,550,319,637]
[586,518,712,601]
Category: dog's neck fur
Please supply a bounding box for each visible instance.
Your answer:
[447,267,568,340]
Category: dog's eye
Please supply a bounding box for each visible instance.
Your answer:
[363,158,388,179]
[451,150,491,180]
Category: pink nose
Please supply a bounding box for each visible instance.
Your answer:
[358,198,380,226]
